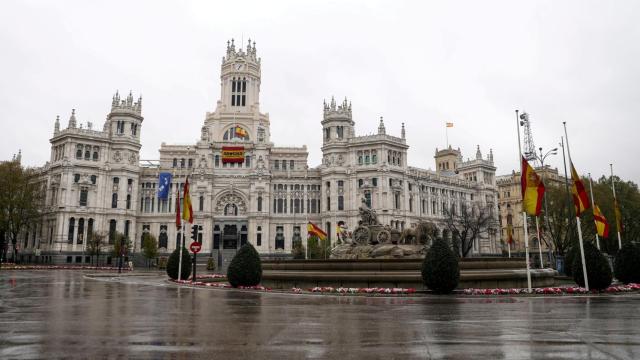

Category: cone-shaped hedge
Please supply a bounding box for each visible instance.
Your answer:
[166,247,192,280]
[614,243,640,284]
[421,238,459,294]
[564,245,578,277]
[572,241,612,290]
[227,243,262,287]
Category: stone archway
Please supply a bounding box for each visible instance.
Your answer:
[215,192,247,216]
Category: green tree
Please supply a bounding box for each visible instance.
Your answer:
[141,233,158,268]
[112,232,132,270]
[306,235,330,259]
[86,231,106,266]
[291,240,306,259]
[0,159,45,264]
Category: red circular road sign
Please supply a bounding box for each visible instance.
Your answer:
[189,241,201,254]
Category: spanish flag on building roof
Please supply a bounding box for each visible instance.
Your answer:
[520,157,545,216]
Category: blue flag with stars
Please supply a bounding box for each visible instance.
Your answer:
[158,173,172,200]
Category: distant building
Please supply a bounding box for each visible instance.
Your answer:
[496,166,567,254]
[24,40,501,266]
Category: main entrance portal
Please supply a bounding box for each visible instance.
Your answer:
[213,221,248,273]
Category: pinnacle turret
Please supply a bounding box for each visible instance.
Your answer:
[378,116,386,135]
[110,90,142,114]
[401,123,406,139]
[68,109,77,128]
[476,145,482,160]
[54,115,60,134]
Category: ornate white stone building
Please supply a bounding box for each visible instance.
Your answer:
[27,40,501,266]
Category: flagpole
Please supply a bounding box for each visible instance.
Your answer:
[515,110,532,292]
[563,121,589,291]
[178,178,184,282]
[445,123,449,148]
[535,217,544,268]
[588,173,600,250]
[610,164,622,249]
[508,241,511,258]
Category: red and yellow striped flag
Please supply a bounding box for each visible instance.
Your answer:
[570,162,590,217]
[182,176,193,224]
[507,224,514,245]
[307,222,327,241]
[521,157,545,216]
[614,199,623,233]
[593,204,610,238]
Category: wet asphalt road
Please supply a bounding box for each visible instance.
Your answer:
[0,270,639,359]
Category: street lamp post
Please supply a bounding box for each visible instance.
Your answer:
[535,146,557,267]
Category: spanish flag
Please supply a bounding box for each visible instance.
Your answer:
[235,126,247,138]
[520,157,545,216]
[614,199,623,233]
[446,122,454,128]
[593,204,610,238]
[182,176,193,224]
[507,224,514,245]
[307,222,327,241]
[570,163,590,217]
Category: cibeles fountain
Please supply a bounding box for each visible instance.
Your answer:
[261,199,558,290]
[330,199,436,259]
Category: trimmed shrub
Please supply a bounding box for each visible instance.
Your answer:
[564,245,578,277]
[614,243,640,284]
[206,257,216,271]
[227,244,262,287]
[572,241,612,290]
[166,247,192,280]
[421,237,460,294]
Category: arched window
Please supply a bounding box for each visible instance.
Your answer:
[224,203,238,216]
[109,219,117,244]
[222,126,250,140]
[76,218,85,244]
[68,217,75,243]
[84,149,91,160]
[111,193,118,208]
[76,145,82,159]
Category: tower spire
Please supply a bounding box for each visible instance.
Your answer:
[378,116,386,135]
[54,115,60,134]
[401,123,406,139]
[68,109,77,128]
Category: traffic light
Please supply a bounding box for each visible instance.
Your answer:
[190,224,198,241]
[197,225,203,243]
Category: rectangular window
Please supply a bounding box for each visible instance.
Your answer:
[326,196,331,211]
[338,195,344,211]
[79,189,88,206]
[290,160,294,170]
[256,233,262,247]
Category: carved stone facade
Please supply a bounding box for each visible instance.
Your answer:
[24,40,501,265]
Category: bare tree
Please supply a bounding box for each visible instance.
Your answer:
[86,231,106,266]
[0,160,45,264]
[444,201,494,257]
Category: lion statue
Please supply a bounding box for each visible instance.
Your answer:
[399,221,438,245]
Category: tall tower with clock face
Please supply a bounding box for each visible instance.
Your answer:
[218,38,262,114]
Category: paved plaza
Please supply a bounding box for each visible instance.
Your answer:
[1,270,639,359]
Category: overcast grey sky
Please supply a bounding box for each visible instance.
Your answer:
[1,0,639,184]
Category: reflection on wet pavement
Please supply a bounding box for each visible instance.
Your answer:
[1,270,639,359]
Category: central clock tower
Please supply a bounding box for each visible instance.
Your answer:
[218,38,262,113]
